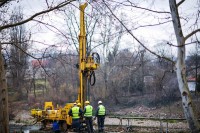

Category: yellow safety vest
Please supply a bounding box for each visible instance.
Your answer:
[84,105,93,117]
[98,105,105,115]
[72,106,80,119]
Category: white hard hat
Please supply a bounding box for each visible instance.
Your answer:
[98,101,102,104]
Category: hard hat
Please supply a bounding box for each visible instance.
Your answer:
[77,103,81,106]
[85,101,90,104]
[74,102,77,105]
[98,101,102,104]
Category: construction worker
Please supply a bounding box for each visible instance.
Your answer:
[68,102,83,132]
[83,101,94,133]
[95,101,106,132]
[77,102,81,108]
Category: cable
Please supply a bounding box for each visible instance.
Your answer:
[89,70,96,86]
[92,52,100,64]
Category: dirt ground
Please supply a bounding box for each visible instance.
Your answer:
[10,106,190,133]
[9,98,200,132]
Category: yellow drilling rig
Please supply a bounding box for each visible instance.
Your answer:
[30,1,100,130]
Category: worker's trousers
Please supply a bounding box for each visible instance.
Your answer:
[85,117,93,133]
[72,118,81,132]
[97,116,105,132]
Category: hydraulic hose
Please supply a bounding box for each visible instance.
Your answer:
[92,52,100,64]
[89,70,96,86]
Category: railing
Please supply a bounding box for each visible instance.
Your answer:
[107,115,199,132]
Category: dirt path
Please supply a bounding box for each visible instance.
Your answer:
[10,108,190,132]
[93,117,189,132]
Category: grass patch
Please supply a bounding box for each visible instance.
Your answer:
[167,119,178,123]
[35,79,49,86]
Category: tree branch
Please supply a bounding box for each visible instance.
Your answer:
[177,0,185,7]
[33,19,73,41]
[184,29,200,41]
[113,0,170,14]
[0,0,10,7]
[2,42,41,60]
[103,0,175,65]
[166,41,199,47]
[0,0,75,31]
[187,65,200,73]
[133,20,172,30]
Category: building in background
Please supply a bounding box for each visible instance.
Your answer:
[187,77,196,92]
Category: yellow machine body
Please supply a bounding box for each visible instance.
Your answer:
[44,102,54,110]
[31,108,42,118]
[31,102,73,124]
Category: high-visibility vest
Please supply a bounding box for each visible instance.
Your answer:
[84,105,93,117]
[72,106,80,119]
[98,105,105,115]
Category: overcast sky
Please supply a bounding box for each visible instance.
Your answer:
[9,0,200,57]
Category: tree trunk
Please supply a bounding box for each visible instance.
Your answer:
[169,0,200,132]
[0,44,9,133]
[33,77,36,98]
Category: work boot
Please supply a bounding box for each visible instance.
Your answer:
[99,129,104,132]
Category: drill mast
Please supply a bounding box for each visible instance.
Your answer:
[78,2,99,109]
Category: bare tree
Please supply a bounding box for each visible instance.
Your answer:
[102,0,200,131]
[0,1,76,132]
[0,3,11,133]
[97,3,124,98]
[169,0,200,132]
[7,7,30,99]
[186,40,200,94]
